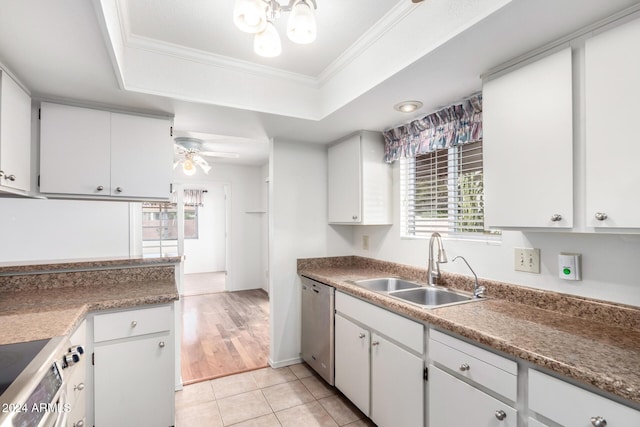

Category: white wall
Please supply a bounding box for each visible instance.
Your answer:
[344,163,640,307]
[175,163,263,291]
[269,139,329,367]
[0,198,130,262]
[182,182,227,274]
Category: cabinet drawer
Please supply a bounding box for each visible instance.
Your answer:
[529,369,640,426]
[336,291,423,353]
[430,329,517,402]
[94,305,172,343]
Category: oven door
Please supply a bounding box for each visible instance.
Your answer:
[40,388,68,427]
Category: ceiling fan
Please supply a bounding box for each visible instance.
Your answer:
[173,137,239,175]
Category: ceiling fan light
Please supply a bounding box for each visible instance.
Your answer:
[287,0,316,44]
[182,158,197,176]
[233,0,267,34]
[254,21,282,57]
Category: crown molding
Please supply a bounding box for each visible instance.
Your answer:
[317,0,418,85]
[124,34,320,87]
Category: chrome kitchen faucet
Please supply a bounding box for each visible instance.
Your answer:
[427,232,448,285]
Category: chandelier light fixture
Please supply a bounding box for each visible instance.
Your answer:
[233,0,318,57]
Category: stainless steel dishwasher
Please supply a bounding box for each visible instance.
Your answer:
[300,276,335,385]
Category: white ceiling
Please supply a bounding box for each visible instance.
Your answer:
[0,0,639,166]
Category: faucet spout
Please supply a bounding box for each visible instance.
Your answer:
[452,256,484,298]
[427,232,447,286]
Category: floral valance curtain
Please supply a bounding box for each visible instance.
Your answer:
[383,93,483,163]
[179,189,207,207]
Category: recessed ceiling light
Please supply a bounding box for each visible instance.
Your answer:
[394,100,423,113]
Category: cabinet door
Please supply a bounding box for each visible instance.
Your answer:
[483,48,573,228]
[110,113,172,199]
[429,365,517,427]
[328,134,361,223]
[94,334,174,427]
[0,71,31,192]
[371,333,423,427]
[585,18,640,228]
[40,103,111,195]
[334,314,370,415]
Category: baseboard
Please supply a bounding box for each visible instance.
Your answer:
[269,356,303,369]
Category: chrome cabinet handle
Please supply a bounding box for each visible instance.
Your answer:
[96,185,104,191]
[131,321,137,327]
[591,416,607,427]
[115,187,123,193]
[0,170,4,178]
[459,363,470,372]
[5,174,16,181]
[74,420,85,427]
[595,212,608,221]
[74,383,85,391]
[371,341,379,346]
[550,214,562,222]
[159,341,165,348]
[495,410,506,421]
[358,333,365,339]
[352,215,358,220]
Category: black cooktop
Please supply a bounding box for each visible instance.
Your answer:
[0,339,49,396]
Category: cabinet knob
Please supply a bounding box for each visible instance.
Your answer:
[495,410,507,421]
[459,363,470,372]
[0,170,4,178]
[550,214,562,222]
[115,187,123,193]
[74,382,85,391]
[591,416,607,427]
[131,321,137,328]
[96,185,104,191]
[74,420,85,427]
[159,341,166,348]
[4,174,16,182]
[358,333,365,339]
[352,215,358,220]
[371,341,379,346]
[594,212,608,221]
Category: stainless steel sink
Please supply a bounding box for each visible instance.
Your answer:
[352,277,421,292]
[388,287,472,307]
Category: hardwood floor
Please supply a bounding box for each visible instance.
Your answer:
[181,289,270,385]
[182,271,226,296]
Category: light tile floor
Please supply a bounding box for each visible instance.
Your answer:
[175,363,377,427]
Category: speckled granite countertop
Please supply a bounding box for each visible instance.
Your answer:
[298,256,640,406]
[0,258,180,345]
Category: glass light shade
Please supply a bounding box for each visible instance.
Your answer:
[287,0,316,44]
[254,21,282,57]
[233,0,267,34]
[182,159,197,176]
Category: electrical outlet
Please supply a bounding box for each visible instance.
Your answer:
[362,235,369,251]
[514,248,540,273]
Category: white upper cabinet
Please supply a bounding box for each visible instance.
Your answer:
[328,131,392,225]
[585,17,640,229]
[483,48,573,228]
[40,102,173,200]
[0,70,31,194]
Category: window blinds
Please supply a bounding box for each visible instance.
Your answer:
[401,140,487,237]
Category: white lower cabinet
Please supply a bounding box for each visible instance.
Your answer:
[428,329,518,427]
[429,366,517,427]
[92,304,175,427]
[334,292,424,427]
[335,314,370,415]
[529,369,640,427]
[371,332,424,427]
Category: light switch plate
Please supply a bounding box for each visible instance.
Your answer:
[514,248,540,273]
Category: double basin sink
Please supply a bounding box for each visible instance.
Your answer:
[350,277,483,309]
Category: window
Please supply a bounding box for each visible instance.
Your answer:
[142,203,198,240]
[141,202,199,257]
[400,140,498,239]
